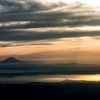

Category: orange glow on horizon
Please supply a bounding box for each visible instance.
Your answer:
[42,74,100,82]
[1,36,100,64]
[28,74,100,82]
[66,74,100,81]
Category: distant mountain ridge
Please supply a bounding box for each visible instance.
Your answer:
[1,57,23,63]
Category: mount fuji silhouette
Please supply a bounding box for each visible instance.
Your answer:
[1,57,23,63]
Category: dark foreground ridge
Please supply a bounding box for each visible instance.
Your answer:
[1,57,23,63]
[0,82,100,100]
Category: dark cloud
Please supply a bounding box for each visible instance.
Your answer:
[0,44,14,47]
[0,29,100,41]
[0,0,44,13]
[0,0,100,42]
[0,41,52,47]
[0,0,68,14]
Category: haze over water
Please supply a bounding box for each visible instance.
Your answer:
[1,74,100,84]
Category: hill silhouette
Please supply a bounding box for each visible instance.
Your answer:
[1,57,23,63]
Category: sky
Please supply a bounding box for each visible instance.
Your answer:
[0,0,100,64]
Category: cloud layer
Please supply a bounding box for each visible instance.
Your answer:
[0,0,100,44]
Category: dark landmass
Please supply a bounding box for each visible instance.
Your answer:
[0,82,100,100]
[0,57,23,63]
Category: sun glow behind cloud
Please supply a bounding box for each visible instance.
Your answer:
[1,36,100,64]
[0,0,100,64]
[38,74,100,82]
